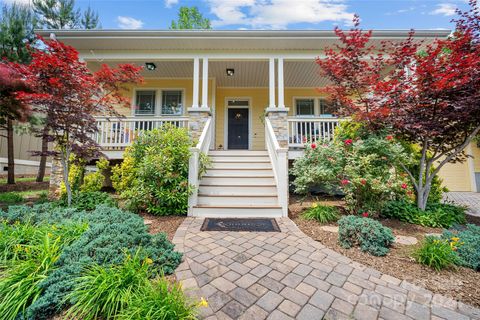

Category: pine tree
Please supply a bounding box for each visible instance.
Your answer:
[170,6,211,30]
[33,0,99,29]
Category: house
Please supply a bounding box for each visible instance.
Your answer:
[37,29,480,216]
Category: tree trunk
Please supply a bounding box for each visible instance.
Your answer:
[36,127,49,182]
[60,149,72,206]
[6,118,15,185]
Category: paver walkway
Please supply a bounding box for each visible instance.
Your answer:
[173,218,480,320]
[444,192,480,217]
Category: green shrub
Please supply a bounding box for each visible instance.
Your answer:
[59,191,116,211]
[0,192,24,205]
[80,158,110,192]
[338,215,395,256]
[0,222,86,320]
[382,200,466,228]
[303,203,339,223]
[112,124,199,215]
[67,250,150,320]
[118,277,197,320]
[443,224,480,270]
[0,204,182,319]
[291,120,412,215]
[413,236,459,271]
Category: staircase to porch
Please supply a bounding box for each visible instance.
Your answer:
[191,150,283,217]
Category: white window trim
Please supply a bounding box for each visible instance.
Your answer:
[223,97,252,150]
[131,88,186,117]
[132,88,158,116]
[292,96,317,117]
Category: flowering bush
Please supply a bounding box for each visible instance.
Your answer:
[291,121,412,215]
[338,215,395,256]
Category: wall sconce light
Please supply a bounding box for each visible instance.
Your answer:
[226,68,234,76]
[145,62,157,71]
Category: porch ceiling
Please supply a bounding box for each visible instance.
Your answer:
[87,60,330,88]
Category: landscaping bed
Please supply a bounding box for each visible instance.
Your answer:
[289,195,480,308]
[141,213,186,241]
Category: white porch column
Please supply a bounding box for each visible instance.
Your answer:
[269,57,276,109]
[201,57,209,108]
[192,57,200,108]
[277,58,285,109]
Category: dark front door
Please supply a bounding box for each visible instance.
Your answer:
[228,108,249,149]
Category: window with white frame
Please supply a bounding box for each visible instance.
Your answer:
[295,99,315,116]
[161,90,183,115]
[319,98,335,116]
[135,90,156,115]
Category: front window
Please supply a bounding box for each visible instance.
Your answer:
[296,99,315,116]
[162,90,183,115]
[319,98,335,116]
[135,90,156,115]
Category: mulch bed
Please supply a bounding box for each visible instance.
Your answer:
[140,213,186,241]
[289,195,480,308]
[0,180,49,193]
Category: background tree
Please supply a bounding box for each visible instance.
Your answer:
[316,9,480,210]
[0,3,35,184]
[13,38,143,205]
[170,6,211,30]
[0,64,30,185]
[33,0,99,29]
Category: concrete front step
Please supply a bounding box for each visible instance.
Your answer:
[198,185,278,195]
[191,205,283,218]
[210,161,272,169]
[200,176,275,185]
[209,150,268,156]
[204,169,274,176]
[197,194,279,205]
[210,156,270,162]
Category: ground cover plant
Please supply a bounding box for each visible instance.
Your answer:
[382,199,466,228]
[338,215,395,256]
[443,224,480,270]
[0,204,183,319]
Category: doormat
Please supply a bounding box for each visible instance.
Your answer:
[201,218,281,232]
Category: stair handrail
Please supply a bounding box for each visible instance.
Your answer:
[188,117,212,215]
[265,118,289,217]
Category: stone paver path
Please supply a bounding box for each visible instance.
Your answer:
[444,192,480,217]
[173,218,480,320]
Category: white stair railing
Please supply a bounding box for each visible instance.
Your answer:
[265,118,289,217]
[94,116,188,148]
[288,117,341,147]
[188,117,212,215]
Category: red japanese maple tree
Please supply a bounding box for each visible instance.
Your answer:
[13,38,143,205]
[317,4,480,210]
[0,63,30,184]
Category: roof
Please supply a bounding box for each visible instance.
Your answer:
[36,29,451,52]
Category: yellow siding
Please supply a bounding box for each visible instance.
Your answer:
[438,161,472,192]
[472,143,480,172]
[117,78,214,116]
[214,87,329,150]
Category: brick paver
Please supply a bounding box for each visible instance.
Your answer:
[173,218,480,319]
[444,192,480,216]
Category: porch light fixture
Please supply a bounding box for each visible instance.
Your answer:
[226,68,234,76]
[145,62,157,71]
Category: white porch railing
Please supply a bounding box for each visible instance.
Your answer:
[265,118,289,217]
[94,116,188,148]
[288,117,342,147]
[188,117,213,214]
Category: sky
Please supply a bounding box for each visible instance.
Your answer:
[1,0,474,31]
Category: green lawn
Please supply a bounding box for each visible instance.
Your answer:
[0,176,50,184]
[0,190,48,205]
